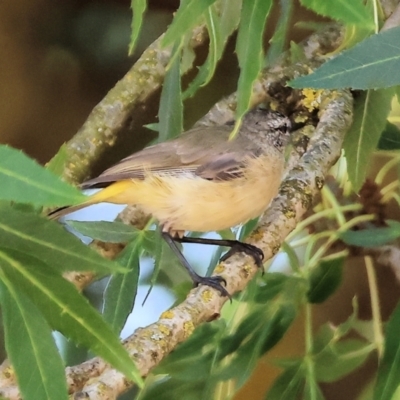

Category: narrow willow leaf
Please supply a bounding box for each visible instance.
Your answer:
[183,1,241,99]
[339,221,400,248]
[254,273,300,303]
[67,220,140,243]
[379,121,400,150]
[343,89,394,191]
[129,0,147,55]
[103,241,140,334]
[220,0,242,38]
[300,0,373,26]
[183,7,222,99]
[375,301,400,399]
[0,248,143,387]
[155,322,224,380]
[140,376,205,400]
[266,363,305,400]
[218,307,265,358]
[303,378,325,400]
[0,204,125,274]
[0,145,85,206]
[335,24,373,54]
[314,339,373,383]
[143,231,176,301]
[46,144,68,176]
[281,242,300,272]
[158,43,183,142]
[266,0,293,65]
[0,279,68,400]
[180,32,197,74]
[290,27,400,89]
[162,0,218,48]
[239,217,259,241]
[235,0,273,119]
[307,256,344,303]
[217,276,306,388]
[143,321,226,400]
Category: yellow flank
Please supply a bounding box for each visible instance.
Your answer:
[87,154,284,233]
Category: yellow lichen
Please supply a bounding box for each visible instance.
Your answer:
[161,310,174,319]
[183,321,195,337]
[201,289,214,302]
[159,324,171,336]
[214,263,225,273]
[302,88,323,112]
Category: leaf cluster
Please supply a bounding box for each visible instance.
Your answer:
[0,146,144,399]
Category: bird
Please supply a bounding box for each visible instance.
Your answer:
[49,108,291,297]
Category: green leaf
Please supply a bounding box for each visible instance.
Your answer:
[378,121,400,150]
[220,0,242,39]
[103,241,140,334]
[0,145,85,207]
[299,0,373,26]
[218,276,306,388]
[266,0,293,65]
[67,220,141,243]
[46,144,68,176]
[158,44,183,142]
[337,24,374,53]
[289,27,400,90]
[314,339,373,383]
[182,7,222,99]
[307,256,344,303]
[162,0,218,48]
[129,0,147,55]
[281,242,301,272]
[143,232,180,301]
[183,0,241,99]
[339,221,400,248]
[265,362,305,400]
[343,88,394,191]
[0,248,143,387]
[303,376,325,400]
[374,304,400,400]
[140,376,204,400]
[155,321,225,380]
[235,0,273,119]
[254,273,301,303]
[0,278,68,400]
[141,321,226,400]
[238,217,259,240]
[0,204,125,274]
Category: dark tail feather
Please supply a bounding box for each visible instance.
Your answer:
[47,204,88,220]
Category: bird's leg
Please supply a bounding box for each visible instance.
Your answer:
[174,236,264,270]
[161,232,231,298]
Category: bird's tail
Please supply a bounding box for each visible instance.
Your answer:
[47,201,95,220]
[48,180,136,220]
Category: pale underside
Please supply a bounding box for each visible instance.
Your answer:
[75,125,284,234]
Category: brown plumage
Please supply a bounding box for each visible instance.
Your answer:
[49,108,291,237]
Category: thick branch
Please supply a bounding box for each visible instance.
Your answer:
[0,23,354,400]
[58,26,207,186]
[62,27,353,400]
[63,95,352,400]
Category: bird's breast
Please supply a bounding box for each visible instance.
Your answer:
[117,153,285,233]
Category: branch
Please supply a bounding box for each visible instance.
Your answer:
[58,26,208,186]
[0,24,354,400]
[63,26,352,399]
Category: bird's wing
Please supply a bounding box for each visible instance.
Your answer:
[81,126,258,188]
